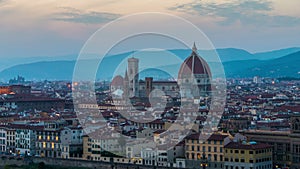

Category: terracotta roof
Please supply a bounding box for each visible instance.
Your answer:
[153,129,166,134]
[185,133,200,140]
[7,124,44,130]
[208,134,230,141]
[225,142,272,150]
[4,95,63,102]
[185,133,230,141]
[149,119,164,124]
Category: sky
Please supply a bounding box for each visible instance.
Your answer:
[1,0,300,58]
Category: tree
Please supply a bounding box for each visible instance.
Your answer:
[4,164,11,169]
[38,162,45,169]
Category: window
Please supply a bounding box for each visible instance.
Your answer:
[249,151,253,154]
[214,154,217,161]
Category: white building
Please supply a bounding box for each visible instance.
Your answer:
[6,127,15,154]
[141,147,158,166]
[0,127,7,153]
[14,125,37,155]
[61,126,83,159]
[126,139,155,159]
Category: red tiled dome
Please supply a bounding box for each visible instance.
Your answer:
[111,75,124,87]
[178,49,211,79]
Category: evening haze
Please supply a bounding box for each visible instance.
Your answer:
[0,0,300,58]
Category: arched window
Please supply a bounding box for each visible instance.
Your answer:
[179,162,182,168]
[293,118,300,130]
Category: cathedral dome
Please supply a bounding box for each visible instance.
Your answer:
[111,75,124,87]
[178,43,211,79]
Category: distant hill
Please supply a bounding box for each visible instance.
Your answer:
[0,61,75,81]
[233,51,300,78]
[0,54,78,72]
[0,49,300,81]
[169,48,255,63]
[2,47,298,72]
[254,47,300,60]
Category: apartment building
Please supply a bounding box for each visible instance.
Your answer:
[185,132,232,168]
[224,141,272,169]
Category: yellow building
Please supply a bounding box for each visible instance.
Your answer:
[185,132,232,168]
[82,135,92,160]
[224,141,272,169]
[82,134,124,161]
[243,114,300,169]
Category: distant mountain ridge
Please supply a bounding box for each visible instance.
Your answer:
[253,47,300,60]
[232,51,300,78]
[0,48,299,81]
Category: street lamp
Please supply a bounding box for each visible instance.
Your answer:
[200,152,209,169]
[200,163,208,169]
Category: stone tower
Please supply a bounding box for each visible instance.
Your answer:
[123,69,129,98]
[127,57,139,97]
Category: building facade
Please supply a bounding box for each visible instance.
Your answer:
[243,114,300,169]
[14,125,37,155]
[0,127,6,153]
[61,127,83,159]
[6,127,15,154]
[35,122,63,158]
[224,142,273,169]
[185,132,232,169]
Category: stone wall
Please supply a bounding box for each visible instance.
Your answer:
[0,157,28,168]
[0,157,174,169]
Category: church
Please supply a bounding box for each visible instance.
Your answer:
[110,43,212,100]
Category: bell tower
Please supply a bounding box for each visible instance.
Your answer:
[127,57,139,97]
